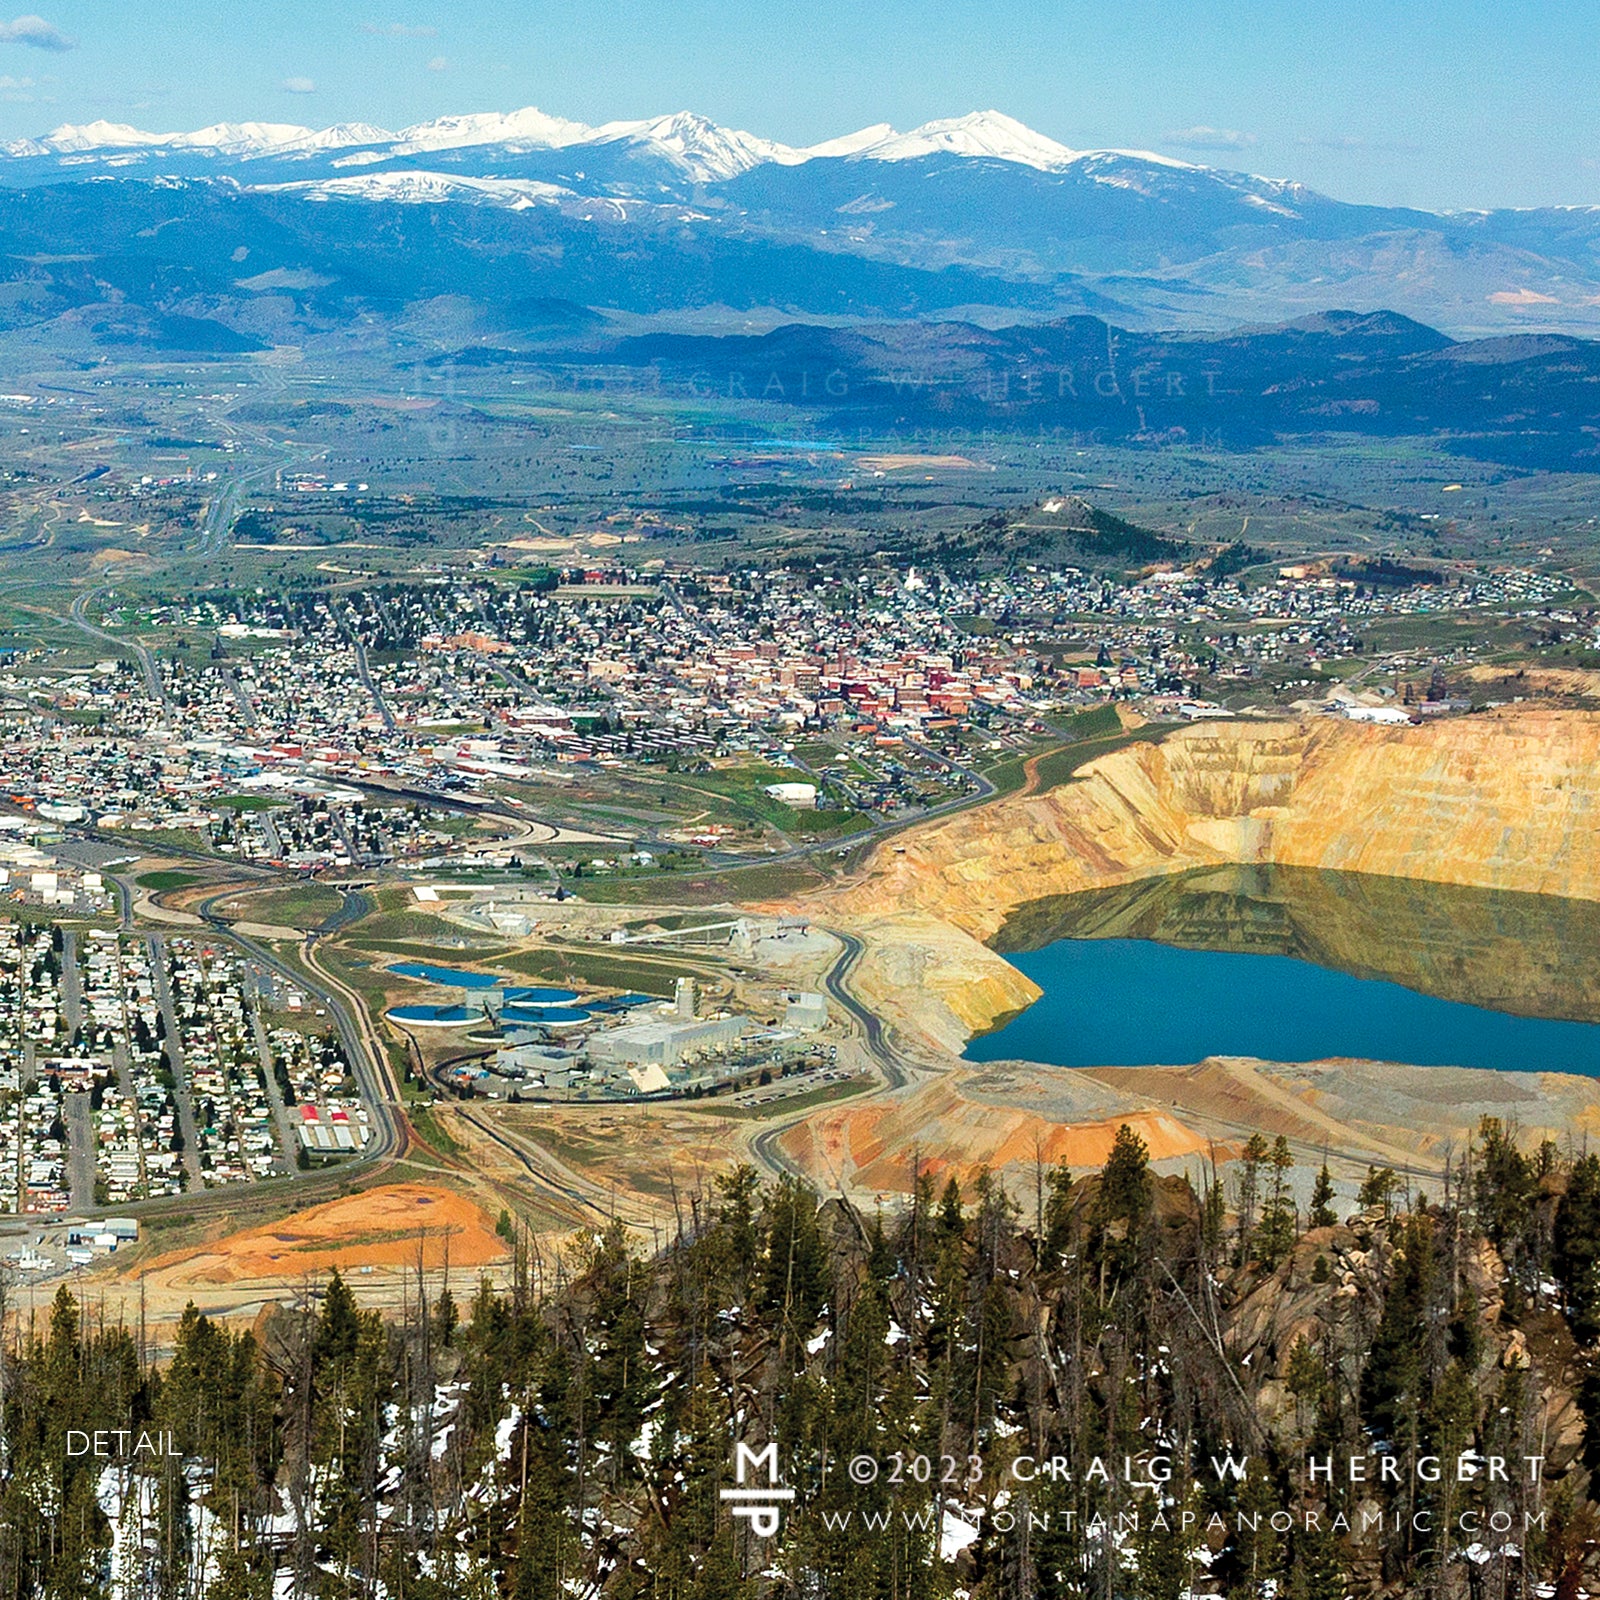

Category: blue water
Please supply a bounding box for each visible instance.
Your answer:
[503,1005,589,1025]
[389,963,502,989]
[389,1004,478,1024]
[503,986,581,1005]
[965,938,1600,1074]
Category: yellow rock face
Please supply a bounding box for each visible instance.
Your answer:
[835,710,1600,947]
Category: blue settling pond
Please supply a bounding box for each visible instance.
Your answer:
[503,987,582,1006]
[388,1004,478,1025]
[503,1005,590,1026]
[388,963,501,989]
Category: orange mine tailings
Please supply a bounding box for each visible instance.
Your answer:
[136,1183,509,1286]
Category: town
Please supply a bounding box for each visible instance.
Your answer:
[0,550,1575,868]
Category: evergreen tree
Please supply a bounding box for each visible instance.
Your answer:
[1309,1160,1338,1229]
[1554,1152,1600,1342]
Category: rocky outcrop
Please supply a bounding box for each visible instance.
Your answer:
[846,910,1043,1056]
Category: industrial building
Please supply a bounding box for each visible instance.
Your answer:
[785,991,829,1030]
[586,1014,750,1069]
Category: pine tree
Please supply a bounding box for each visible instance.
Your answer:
[1256,1136,1297,1267]
[1236,1132,1269,1256]
[1309,1160,1337,1229]
[1042,1159,1076,1262]
[938,1174,965,1238]
[1554,1153,1600,1342]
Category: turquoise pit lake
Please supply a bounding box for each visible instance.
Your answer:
[964,866,1600,1074]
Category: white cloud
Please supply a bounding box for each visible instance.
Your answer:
[281,76,317,94]
[361,22,437,36]
[1163,125,1258,152]
[425,54,448,72]
[0,15,73,51]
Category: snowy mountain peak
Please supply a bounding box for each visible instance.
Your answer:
[851,111,1081,171]
[392,106,595,155]
[44,120,175,152]
[39,118,396,158]
[591,109,800,180]
[802,123,897,159]
[169,123,316,153]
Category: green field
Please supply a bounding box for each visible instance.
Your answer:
[1033,725,1171,791]
[497,945,717,996]
[236,882,347,929]
[138,869,200,891]
[571,858,831,906]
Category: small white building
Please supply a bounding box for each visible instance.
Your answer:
[786,992,829,1031]
[763,781,818,809]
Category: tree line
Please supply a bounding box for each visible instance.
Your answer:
[0,1115,1596,1597]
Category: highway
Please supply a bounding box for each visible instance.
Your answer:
[67,587,167,708]
[194,887,408,1168]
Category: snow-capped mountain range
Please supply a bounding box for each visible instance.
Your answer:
[2,107,1188,184]
[0,102,1599,337]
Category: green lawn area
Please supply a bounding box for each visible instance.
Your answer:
[138,869,200,891]
[979,742,1060,797]
[642,758,861,836]
[356,938,516,964]
[792,808,874,839]
[980,707,1152,796]
[408,1104,466,1159]
[349,906,493,945]
[1033,726,1170,791]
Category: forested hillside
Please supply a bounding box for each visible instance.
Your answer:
[1,1119,1596,1598]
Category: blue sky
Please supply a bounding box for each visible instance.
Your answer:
[0,0,1589,210]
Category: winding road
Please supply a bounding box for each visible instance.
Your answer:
[748,926,915,1185]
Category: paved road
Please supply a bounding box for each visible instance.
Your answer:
[190,890,407,1169]
[249,1003,299,1176]
[147,937,205,1188]
[60,930,83,1043]
[749,927,914,1184]
[64,1091,96,1210]
[67,588,167,709]
[338,611,397,731]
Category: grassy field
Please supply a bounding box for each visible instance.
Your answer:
[625,758,868,840]
[979,708,1156,797]
[408,1104,467,1160]
[348,905,502,946]
[138,869,201,891]
[572,858,830,906]
[1032,725,1171,791]
[708,1075,875,1119]
[233,882,347,929]
[355,938,516,965]
[497,945,714,996]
